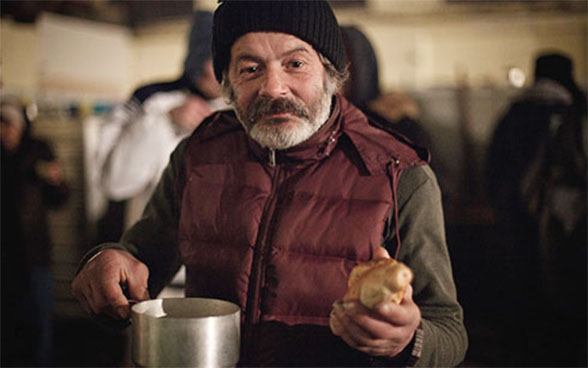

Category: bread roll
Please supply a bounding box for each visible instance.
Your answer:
[343,258,413,308]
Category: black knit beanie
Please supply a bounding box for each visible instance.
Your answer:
[212,0,346,82]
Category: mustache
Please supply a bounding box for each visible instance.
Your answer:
[246,97,310,124]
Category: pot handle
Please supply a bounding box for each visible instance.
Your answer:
[92,312,132,331]
[90,284,139,331]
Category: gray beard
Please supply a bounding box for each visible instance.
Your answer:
[229,78,337,150]
[247,93,333,150]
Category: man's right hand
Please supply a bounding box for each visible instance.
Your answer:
[71,249,150,320]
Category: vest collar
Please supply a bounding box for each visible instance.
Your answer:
[340,96,428,175]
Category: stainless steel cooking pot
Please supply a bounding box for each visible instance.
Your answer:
[131,297,241,367]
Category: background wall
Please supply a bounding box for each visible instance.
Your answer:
[347,12,586,91]
[1,2,585,99]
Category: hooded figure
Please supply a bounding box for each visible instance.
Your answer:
[183,11,214,89]
[90,10,225,244]
[340,25,380,109]
[340,25,430,151]
[132,11,218,104]
[534,53,587,114]
[485,51,587,366]
[486,52,586,218]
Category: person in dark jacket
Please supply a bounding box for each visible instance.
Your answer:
[485,52,587,366]
[1,97,69,366]
[72,1,467,366]
[340,25,431,151]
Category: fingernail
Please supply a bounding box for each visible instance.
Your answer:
[377,302,392,314]
[330,317,341,336]
[341,302,356,314]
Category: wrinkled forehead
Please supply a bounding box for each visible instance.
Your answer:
[230,32,320,65]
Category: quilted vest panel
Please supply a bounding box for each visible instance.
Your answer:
[177,97,425,329]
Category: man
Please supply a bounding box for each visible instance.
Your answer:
[340,25,431,151]
[2,97,69,366]
[72,1,467,366]
[486,52,586,366]
[92,10,225,241]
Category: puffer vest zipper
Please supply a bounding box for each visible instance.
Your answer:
[177,96,426,364]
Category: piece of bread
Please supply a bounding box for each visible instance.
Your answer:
[343,258,413,308]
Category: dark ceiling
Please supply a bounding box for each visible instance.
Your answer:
[0,1,194,28]
[0,0,584,28]
[0,0,367,27]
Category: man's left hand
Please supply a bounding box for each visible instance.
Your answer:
[330,284,421,358]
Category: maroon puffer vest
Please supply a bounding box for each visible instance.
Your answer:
[177,96,426,365]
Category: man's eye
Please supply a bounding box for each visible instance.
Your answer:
[289,61,304,68]
[241,66,259,74]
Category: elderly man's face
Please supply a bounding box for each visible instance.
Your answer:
[226,32,335,150]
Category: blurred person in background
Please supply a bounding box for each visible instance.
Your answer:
[91,10,226,244]
[340,25,431,151]
[485,52,587,366]
[1,97,69,366]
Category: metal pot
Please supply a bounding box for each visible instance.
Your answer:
[131,297,241,367]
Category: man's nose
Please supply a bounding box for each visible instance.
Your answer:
[259,68,288,98]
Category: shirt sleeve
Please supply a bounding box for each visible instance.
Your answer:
[384,164,468,367]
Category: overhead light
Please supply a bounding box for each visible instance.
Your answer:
[508,67,526,88]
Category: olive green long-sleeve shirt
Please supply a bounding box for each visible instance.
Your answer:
[391,163,468,366]
[83,136,467,366]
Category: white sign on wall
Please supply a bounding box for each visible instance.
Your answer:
[38,12,132,100]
